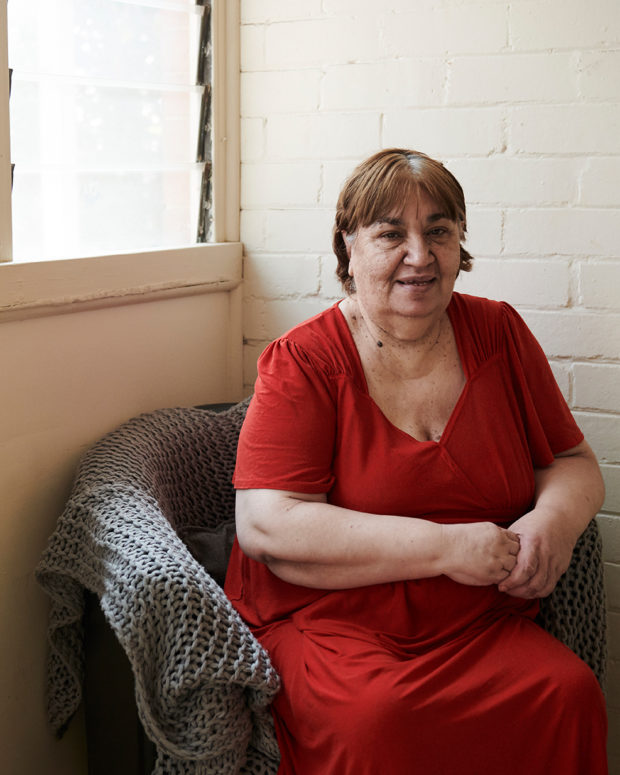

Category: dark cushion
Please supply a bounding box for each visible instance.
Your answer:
[178,520,236,586]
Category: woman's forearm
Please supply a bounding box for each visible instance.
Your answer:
[531,440,605,539]
[236,488,443,588]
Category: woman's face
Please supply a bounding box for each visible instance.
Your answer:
[344,190,462,335]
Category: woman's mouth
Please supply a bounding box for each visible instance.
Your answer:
[396,277,436,286]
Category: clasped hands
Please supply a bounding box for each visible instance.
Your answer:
[443,509,574,600]
[497,509,574,599]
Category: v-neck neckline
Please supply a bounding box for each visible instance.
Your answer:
[335,296,470,446]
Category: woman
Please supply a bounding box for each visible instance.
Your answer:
[225,149,608,774]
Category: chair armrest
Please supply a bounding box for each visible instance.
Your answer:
[537,519,607,688]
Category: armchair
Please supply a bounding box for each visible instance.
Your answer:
[36,399,607,774]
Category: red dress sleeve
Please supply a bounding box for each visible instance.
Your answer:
[498,301,583,466]
[233,337,337,493]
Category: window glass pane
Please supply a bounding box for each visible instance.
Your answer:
[12,170,203,259]
[8,0,207,261]
[9,0,200,85]
[10,80,200,167]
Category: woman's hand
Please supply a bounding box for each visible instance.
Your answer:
[498,440,604,599]
[498,509,575,599]
[440,522,521,587]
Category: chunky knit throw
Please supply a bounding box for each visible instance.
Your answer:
[538,518,607,688]
[35,400,281,775]
[35,399,607,775]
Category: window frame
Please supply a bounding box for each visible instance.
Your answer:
[0,0,241,322]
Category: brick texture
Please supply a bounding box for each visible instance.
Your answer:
[239,1,620,766]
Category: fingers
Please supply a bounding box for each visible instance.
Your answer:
[510,554,538,583]
[475,528,519,584]
[499,558,536,592]
[497,523,572,599]
[500,574,554,599]
[500,552,518,574]
[504,530,521,554]
[499,554,557,598]
[498,533,537,593]
[498,529,520,574]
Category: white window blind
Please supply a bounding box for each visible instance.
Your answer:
[7,0,211,262]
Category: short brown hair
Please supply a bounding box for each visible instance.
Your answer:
[332,148,474,293]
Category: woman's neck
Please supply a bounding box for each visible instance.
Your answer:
[341,296,450,379]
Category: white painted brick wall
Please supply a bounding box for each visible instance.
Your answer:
[266,113,381,160]
[581,158,620,207]
[241,162,321,208]
[504,208,620,257]
[241,71,321,116]
[239,1,620,767]
[322,60,446,110]
[509,0,619,50]
[510,104,620,154]
[243,254,321,299]
[447,53,578,105]
[241,0,323,24]
[579,262,620,309]
[457,258,571,308]
[447,156,581,206]
[579,51,620,100]
[574,364,620,413]
[383,107,506,156]
[519,310,620,359]
[381,4,507,56]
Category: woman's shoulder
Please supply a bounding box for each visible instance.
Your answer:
[262,301,360,379]
[450,291,506,320]
[450,291,521,334]
[450,292,529,363]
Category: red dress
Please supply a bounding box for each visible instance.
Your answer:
[225,293,608,775]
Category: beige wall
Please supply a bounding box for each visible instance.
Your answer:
[0,288,242,775]
[239,0,620,770]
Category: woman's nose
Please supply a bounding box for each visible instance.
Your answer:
[402,235,433,265]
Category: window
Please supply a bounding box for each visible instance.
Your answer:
[9,0,212,261]
[0,0,240,318]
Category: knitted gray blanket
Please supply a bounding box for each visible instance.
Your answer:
[35,401,281,775]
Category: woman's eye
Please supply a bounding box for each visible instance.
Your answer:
[428,227,447,237]
[380,231,401,240]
